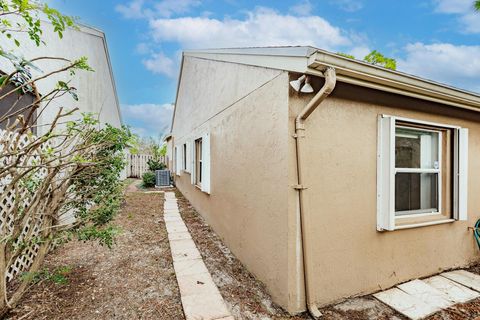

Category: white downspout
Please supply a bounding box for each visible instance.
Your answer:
[294,67,336,318]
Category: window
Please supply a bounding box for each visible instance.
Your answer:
[195,138,202,187]
[377,115,468,231]
[395,126,440,216]
[183,143,187,171]
[191,133,211,194]
[174,146,180,176]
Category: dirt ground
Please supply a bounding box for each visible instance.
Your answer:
[6,182,184,320]
[6,180,480,320]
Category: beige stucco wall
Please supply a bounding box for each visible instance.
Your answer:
[173,59,480,314]
[289,79,480,307]
[0,20,122,133]
[172,56,301,310]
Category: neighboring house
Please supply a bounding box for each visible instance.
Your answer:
[170,46,480,315]
[0,21,122,133]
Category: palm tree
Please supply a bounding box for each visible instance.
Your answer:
[475,0,480,11]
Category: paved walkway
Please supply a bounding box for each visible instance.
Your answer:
[374,270,480,320]
[163,191,233,320]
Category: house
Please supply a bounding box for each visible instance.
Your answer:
[169,46,480,315]
[0,21,122,133]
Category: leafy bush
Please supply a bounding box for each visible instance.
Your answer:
[142,171,156,188]
[147,158,166,171]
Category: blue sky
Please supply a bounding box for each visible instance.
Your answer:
[48,0,480,139]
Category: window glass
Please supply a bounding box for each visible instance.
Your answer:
[395,173,438,214]
[395,125,441,216]
[395,127,439,169]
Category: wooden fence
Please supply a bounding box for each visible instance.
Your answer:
[126,153,166,178]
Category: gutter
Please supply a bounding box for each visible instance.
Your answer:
[294,67,336,318]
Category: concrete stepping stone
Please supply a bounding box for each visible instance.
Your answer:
[375,271,480,320]
[173,258,210,277]
[374,287,439,320]
[165,222,189,234]
[168,232,192,241]
[162,191,233,320]
[397,279,454,309]
[181,293,231,320]
[424,275,480,303]
[441,270,480,292]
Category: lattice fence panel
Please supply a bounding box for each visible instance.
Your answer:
[0,129,49,282]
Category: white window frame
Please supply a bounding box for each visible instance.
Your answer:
[394,125,442,218]
[190,132,211,194]
[174,145,181,176]
[182,143,187,171]
[377,115,468,231]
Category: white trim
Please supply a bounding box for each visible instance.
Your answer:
[457,128,469,221]
[377,115,462,231]
[395,211,441,219]
[395,168,440,174]
[395,219,455,230]
[201,132,211,194]
[384,115,461,130]
[377,115,395,231]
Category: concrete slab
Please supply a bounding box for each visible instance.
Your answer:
[169,239,198,252]
[174,258,210,277]
[181,293,231,320]
[424,275,480,303]
[164,211,181,216]
[166,223,189,234]
[172,247,202,262]
[163,191,232,320]
[442,270,480,292]
[164,216,183,222]
[176,272,220,297]
[168,232,192,241]
[374,287,439,320]
[397,279,454,309]
[165,220,187,228]
[164,209,181,214]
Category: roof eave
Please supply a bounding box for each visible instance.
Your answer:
[309,51,480,112]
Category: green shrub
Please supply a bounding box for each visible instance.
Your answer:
[147,158,166,171]
[142,171,156,188]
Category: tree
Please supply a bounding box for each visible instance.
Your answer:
[336,50,397,70]
[0,1,132,316]
[363,50,397,70]
[336,52,355,59]
[475,0,480,11]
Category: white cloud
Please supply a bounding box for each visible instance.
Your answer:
[433,0,472,13]
[142,52,177,77]
[289,0,313,16]
[121,103,174,138]
[115,0,146,19]
[397,42,480,92]
[148,7,351,49]
[116,0,201,19]
[348,45,371,59]
[432,0,480,33]
[154,0,201,18]
[331,0,363,12]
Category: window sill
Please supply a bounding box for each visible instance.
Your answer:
[394,218,455,230]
